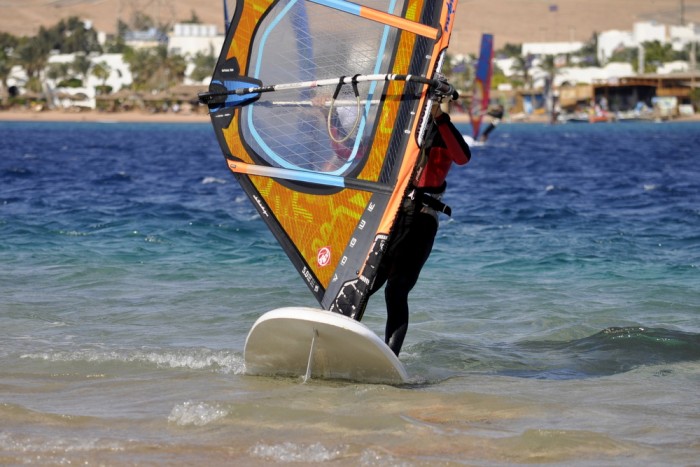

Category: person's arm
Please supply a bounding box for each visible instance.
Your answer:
[435,112,471,165]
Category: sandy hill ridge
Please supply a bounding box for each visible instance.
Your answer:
[1,0,699,54]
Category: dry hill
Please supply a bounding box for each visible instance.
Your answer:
[1,0,699,55]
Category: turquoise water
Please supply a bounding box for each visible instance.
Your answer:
[1,120,699,465]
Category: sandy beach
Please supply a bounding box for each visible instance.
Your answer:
[3,107,698,125]
[0,107,545,126]
[0,108,211,124]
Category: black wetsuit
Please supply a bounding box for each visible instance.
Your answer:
[369,113,471,355]
[481,105,504,141]
[368,193,439,355]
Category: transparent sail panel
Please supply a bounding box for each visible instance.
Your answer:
[241,0,406,176]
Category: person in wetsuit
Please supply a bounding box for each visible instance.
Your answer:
[369,103,471,356]
[480,103,504,142]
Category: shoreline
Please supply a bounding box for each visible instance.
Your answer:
[0,108,210,124]
[1,108,698,125]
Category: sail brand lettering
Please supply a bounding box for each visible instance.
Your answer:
[358,220,366,230]
[444,0,456,32]
[340,256,347,266]
[367,202,375,212]
[349,238,356,248]
[302,267,315,285]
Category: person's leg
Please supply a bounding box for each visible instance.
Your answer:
[384,214,438,355]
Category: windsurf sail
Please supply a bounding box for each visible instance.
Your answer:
[201,0,460,321]
[469,33,494,140]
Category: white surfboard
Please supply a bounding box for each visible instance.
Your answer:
[244,307,409,384]
[463,134,484,147]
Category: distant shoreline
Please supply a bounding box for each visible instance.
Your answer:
[0,108,210,124]
[1,108,698,125]
[0,108,481,124]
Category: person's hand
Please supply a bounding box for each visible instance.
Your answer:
[312,96,328,108]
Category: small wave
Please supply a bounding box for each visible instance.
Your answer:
[250,441,348,463]
[0,428,124,456]
[201,176,227,185]
[2,167,34,177]
[168,401,228,426]
[417,327,700,381]
[57,229,90,237]
[21,348,246,374]
[513,326,700,379]
[94,172,132,183]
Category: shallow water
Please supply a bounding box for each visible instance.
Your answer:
[1,120,699,465]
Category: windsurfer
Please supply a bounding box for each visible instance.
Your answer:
[369,103,471,356]
[480,103,504,142]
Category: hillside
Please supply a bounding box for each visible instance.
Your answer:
[1,0,699,55]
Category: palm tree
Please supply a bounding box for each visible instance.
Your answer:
[72,53,92,85]
[539,55,558,122]
[16,38,49,81]
[0,33,18,106]
[0,50,13,106]
[123,45,187,92]
[46,62,71,84]
[91,61,111,94]
[189,46,217,83]
[15,37,50,95]
[511,54,532,89]
[123,46,156,91]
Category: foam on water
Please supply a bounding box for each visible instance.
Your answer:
[168,401,229,426]
[21,348,246,374]
[250,441,348,463]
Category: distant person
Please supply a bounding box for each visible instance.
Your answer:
[312,95,366,171]
[369,102,471,356]
[480,103,504,142]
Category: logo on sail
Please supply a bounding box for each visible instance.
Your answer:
[317,247,331,267]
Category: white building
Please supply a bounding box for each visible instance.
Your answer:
[44,53,133,109]
[599,21,700,64]
[633,21,666,44]
[522,41,584,57]
[528,62,634,89]
[168,23,225,58]
[124,28,168,49]
[597,29,635,64]
[656,60,690,74]
[669,23,700,51]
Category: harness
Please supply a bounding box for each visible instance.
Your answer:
[406,183,452,218]
[408,114,452,218]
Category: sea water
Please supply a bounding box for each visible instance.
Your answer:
[1,120,698,465]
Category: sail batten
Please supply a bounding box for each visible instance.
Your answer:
[204,0,459,319]
[306,0,439,38]
[226,160,394,193]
